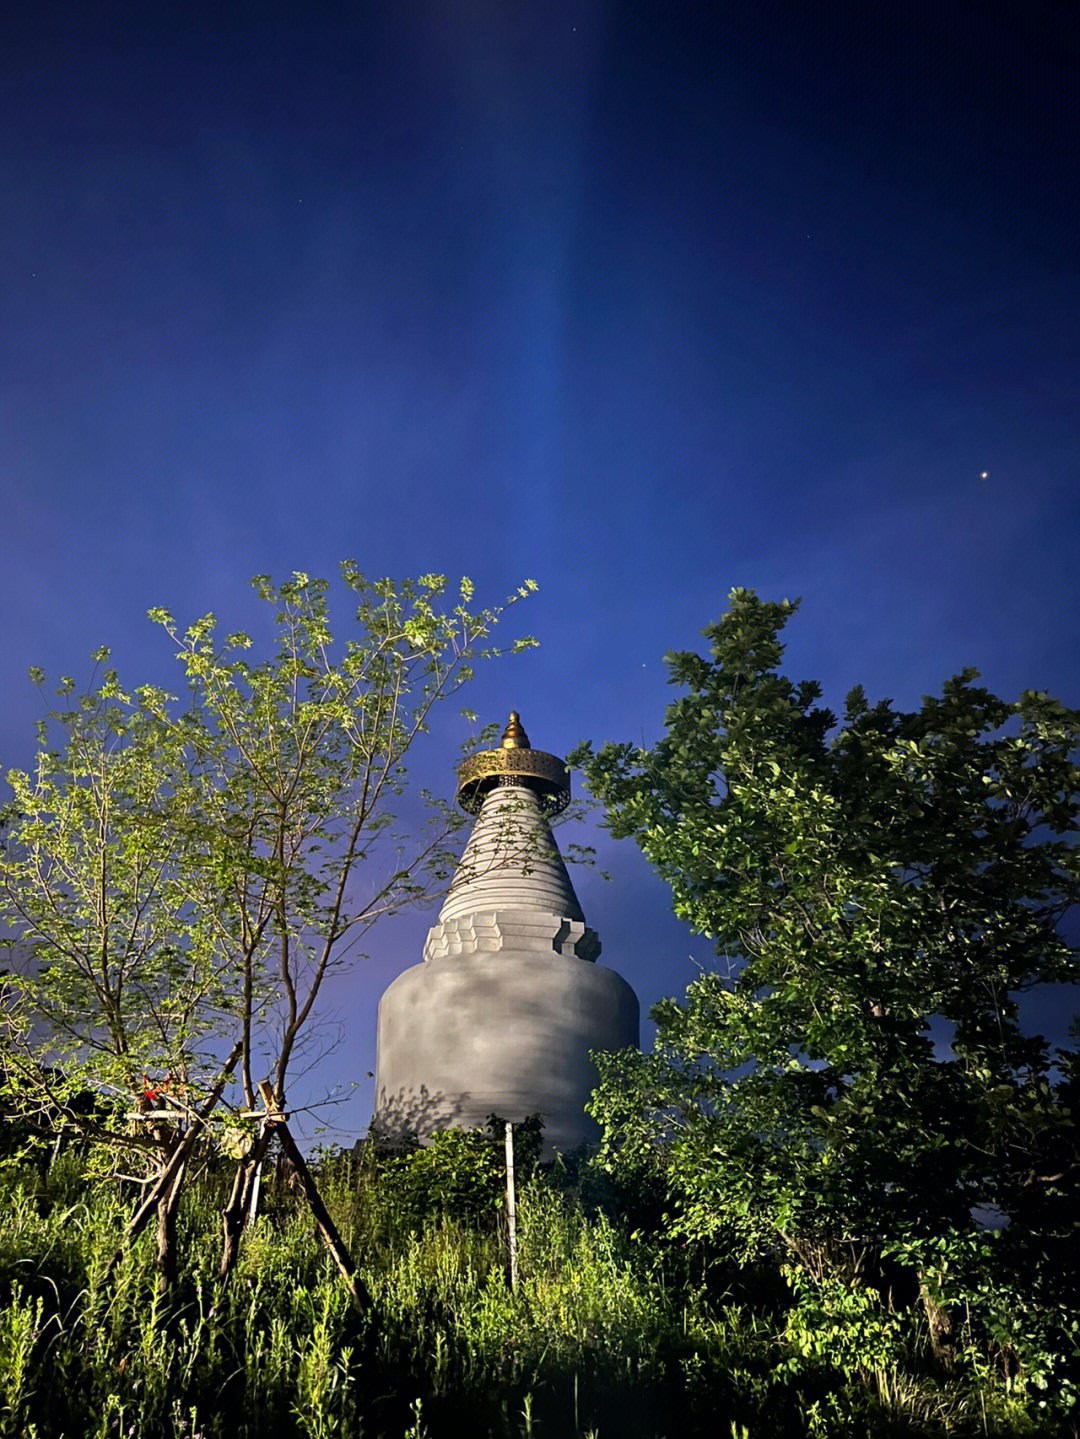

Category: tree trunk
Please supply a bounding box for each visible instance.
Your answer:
[154,1156,187,1295]
[219,1127,272,1281]
[919,1277,956,1372]
[108,1041,243,1282]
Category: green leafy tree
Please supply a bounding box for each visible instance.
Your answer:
[0,660,239,1285]
[574,590,1080,1403]
[2,567,537,1291]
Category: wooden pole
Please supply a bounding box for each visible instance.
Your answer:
[247,1135,265,1230]
[505,1120,518,1291]
[219,1122,274,1281]
[274,1119,371,1313]
[255,1082,369,1312]
[110,1040,243,1275]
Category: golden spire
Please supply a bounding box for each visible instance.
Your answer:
[456,712,570,816]
[500,711,530,749]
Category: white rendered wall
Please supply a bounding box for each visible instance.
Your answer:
[438,785,585,924]
[375,952,639,1154]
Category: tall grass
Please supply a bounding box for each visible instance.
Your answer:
[0,1147,1056,1438]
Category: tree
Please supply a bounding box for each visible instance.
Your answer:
[573,590,1080,1395]
[0,664,237,1287]
[2,567,537,1292]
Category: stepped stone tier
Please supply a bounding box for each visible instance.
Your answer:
[374,713,639,1155]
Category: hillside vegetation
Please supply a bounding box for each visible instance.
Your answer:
[0,1122,1076,1439]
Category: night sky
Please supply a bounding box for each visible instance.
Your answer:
[4,1,1078,1142]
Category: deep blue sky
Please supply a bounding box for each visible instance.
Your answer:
[3,1,1078,1140]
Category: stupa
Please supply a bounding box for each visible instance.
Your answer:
[373,713,639,1154]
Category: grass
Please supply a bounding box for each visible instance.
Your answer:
[0,1145,1068,1439]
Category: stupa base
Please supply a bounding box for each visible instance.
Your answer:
[373,951,639,1157]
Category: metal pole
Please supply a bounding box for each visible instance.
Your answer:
[505,1120,518,1291]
